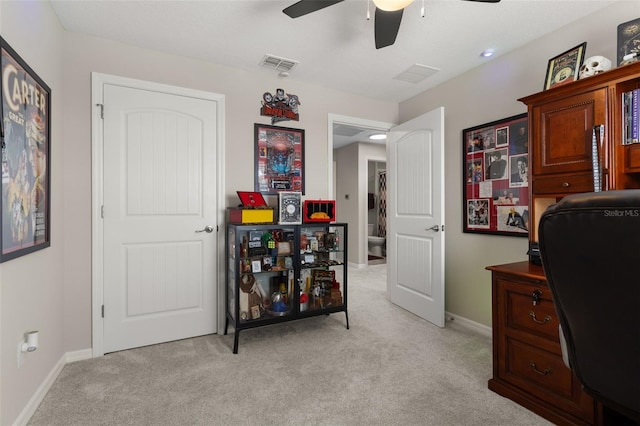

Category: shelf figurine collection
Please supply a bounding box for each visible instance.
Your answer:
[236,227,342,323]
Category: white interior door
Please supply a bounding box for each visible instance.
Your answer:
[387,107,445,327]
[101,83,218,353]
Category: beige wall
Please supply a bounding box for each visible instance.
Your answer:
[399,1,639,327]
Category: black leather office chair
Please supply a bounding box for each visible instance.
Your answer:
[538,190,640,423]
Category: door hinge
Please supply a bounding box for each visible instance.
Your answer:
[97,103,104,119]
[217,225,219,232]
[101,205,104,218]
[101,305,105,318]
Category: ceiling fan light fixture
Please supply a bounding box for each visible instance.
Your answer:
[372,0,414,12]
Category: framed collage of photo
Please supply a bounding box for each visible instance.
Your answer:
[1,37,51,262]
[254,123,304,195]
[463,113,529,237]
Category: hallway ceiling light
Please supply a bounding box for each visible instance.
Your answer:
[369,133,387,140]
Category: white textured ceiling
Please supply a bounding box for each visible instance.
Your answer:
[49,0,620,105]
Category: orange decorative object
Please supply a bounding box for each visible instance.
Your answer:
[303,200,336,223]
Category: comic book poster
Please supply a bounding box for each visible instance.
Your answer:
[1,37,51,262]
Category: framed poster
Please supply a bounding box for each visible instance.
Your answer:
[463,113,529,237]
[1,37,51,262]
[254,123,304,195]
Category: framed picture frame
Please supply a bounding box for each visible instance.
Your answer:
[544,42,587,90]
[278,191,302,225]
[1,37,51,262]
[463,113,529,237]
[617,17,640,66]
[254,123,304,195]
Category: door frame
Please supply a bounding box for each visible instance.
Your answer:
[91,73,226,357]
[327,114,394,266]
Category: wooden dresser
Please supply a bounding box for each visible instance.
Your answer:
[486,261,602,425]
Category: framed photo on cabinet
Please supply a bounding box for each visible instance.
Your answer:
[544,42,587,90]
[617,17,640,65]
[463,113,529,237]
[278,191,302,225]
[0,37,51,262]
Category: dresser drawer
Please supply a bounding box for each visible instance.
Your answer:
[504,284,559,341]
[532,172,594,194]
[503,336,595,421]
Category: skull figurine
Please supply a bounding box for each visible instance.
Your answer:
[579,56,612,79]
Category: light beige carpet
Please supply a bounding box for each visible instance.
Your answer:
[28,264,551,426]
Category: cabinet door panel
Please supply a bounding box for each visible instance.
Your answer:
[532,88,607,176]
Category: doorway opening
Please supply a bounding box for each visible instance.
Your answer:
[328,114,393,267]
[368,160,386,265]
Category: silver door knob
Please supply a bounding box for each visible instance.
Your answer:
[427,225,440,232]
[196,225,214,233]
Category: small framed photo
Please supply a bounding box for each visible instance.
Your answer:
[277,241,291,255]
[278,191,302,225]
[544,42,587,90]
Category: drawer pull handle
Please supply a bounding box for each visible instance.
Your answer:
[529,362,552,376]
[529,311,551,324]
[562,182,570,188]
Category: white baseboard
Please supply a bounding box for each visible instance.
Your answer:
[66,348,93,363]
[445,311,492,338]
[13,348,93,426]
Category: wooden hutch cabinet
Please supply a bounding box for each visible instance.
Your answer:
[522,60,640,242]
[488,61,640,425]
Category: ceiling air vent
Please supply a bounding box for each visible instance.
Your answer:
[260,54,299,72]
[393,64,440,84]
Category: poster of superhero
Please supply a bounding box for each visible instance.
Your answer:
[1,37,51,262]
[254,123,304,195]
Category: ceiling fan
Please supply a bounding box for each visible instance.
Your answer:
[283,0,501,49]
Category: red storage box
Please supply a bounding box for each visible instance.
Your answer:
[303,200,336,223]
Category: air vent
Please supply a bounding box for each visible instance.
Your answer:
[260,54,299,72]
[393,64,440,84]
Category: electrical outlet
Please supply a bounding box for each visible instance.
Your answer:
[17,339,25,369]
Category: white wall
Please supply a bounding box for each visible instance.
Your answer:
[0,1,65,424]
[399,1,640,326]
[59,31,398,353]
[1,2,398,424]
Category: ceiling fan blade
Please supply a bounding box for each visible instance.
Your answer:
[283,0,345,18]
[375,8,404,49]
